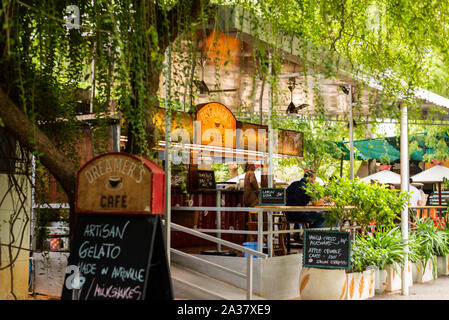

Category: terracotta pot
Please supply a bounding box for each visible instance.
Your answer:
[379,164,392,170]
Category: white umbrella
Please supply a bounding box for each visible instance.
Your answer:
[360,170,401,185]
[410,165,449,184]
[411,165,449,207]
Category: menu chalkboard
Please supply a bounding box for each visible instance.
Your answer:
[303,230,351,269]
[61,214,172,300]
[259,188,285,206]
[197,170,216,189]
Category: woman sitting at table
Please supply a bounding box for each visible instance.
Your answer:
[285,169,326,229]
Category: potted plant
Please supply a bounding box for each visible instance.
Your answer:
[299,178,410,300]
[379,154,392,170]
[408,215,445,282]
[354,227,412,294]
[436,215,449,276]
[347,236,376,300]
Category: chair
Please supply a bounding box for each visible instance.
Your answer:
[272,213,287,256]
[246,211,265,242]
[284,217,311,254]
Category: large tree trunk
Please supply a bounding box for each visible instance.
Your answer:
[0,87,78,238]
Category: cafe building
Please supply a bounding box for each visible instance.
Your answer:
[154,5,449,299]
[28,5,449,300]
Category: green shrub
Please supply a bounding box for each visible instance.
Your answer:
[306,177,410,231]
[409,215,449,277]
[351,227,405,272]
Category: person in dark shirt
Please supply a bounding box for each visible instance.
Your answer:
[285,169,326,228]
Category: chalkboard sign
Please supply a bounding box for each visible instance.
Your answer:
[197,170,216,189]
[259,188,286,206]
[61,214,172,300]
[303,230,351,269]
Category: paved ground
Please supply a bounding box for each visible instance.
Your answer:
[369,275,449,300]
[28,276,449,300]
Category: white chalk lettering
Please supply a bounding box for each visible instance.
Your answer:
[93,283,142,299]
[78,241,121,260]
[83,221,130,240]
[111,266,145,283]
[77,261,97,275]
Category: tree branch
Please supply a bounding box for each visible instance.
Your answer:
[0,87,77,203]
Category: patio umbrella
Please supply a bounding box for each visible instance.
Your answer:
[411,165,449,208]
[359,170,401,185]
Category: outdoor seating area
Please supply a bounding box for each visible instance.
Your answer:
[4,1,449,305]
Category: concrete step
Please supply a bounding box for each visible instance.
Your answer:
[170,263,265,300]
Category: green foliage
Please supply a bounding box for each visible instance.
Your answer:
[351,226,405,272]
[379,154,390,165]
[3,0,449,199]
[306,177,410,230]
[410,215,449,256]
[274,117,349,178]
[409,215,449,277]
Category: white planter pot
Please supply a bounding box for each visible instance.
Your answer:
[414,259,436,283]
[384,263,402,292]
[411,262,418,283]
[367,265,387,295]
[369,261,413,295]
[437,255,449,276]
[407,260,414,287]
[299,267,347,300]
[345,269,375,300]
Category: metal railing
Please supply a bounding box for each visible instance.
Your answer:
[168,220,267,300]
[171,205,328,258]
[170,205,449,259]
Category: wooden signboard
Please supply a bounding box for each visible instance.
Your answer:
[61,213,172,300]
[196,102,237,147]
[197,169,216,189]
[153,107,193,139]
[236,122,268,152]
[278,130,303,157]
[259,188,286,206]
[63,153,172,300]
[303,230,351,270]
[76,153,165,214]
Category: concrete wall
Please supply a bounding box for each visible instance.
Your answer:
[172,252,302,299]
[32,252,69,297]
[0,173,31,300]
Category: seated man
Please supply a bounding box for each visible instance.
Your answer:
[285,169,326,229]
